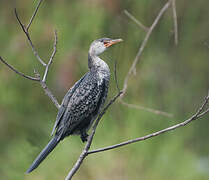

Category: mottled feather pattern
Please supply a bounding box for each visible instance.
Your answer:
[55,71,109,140]
[51,74,87,136]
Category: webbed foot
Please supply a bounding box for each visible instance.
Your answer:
[80,132,89,142]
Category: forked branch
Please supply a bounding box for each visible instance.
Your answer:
[0,0,60,109]
[122,0,174,118]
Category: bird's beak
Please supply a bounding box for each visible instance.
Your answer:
[104,38,123,47]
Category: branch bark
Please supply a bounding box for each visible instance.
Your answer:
[87,90,209,154]
[122,0,174,118]
[0,0,60,109]
[122,1,172,96]
[172,0,178,45]
[0,56,40,81]
[124,10,149,32]
[14,7,46,66]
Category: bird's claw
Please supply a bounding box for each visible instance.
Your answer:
[81,132,89,142]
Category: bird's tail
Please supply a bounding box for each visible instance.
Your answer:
[26,136,60,173]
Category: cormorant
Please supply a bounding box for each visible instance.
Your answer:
[26,38,122,173]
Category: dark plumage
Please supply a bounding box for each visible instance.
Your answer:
[26,37,122,173]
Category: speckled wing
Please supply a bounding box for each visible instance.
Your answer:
[56,72,109,140]
[51,73,88,136]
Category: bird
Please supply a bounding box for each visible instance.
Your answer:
[26,37,123,173]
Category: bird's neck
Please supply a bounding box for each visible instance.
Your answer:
[88,53,110,75]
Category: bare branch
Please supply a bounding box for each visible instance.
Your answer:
[197,108,209,117]
[40,81,60,109]
[122,1,172,96]
[26,0,43,31]
[171,0,178,45]
[65,91,123,180]
[0,55,60,109]
[124,10,149,32]
[120,100,173,118]
[42,30,58,82]
[12,2,61,109]
[114,60,120,93]
[88,90,209,154]
[14,8,46,66]
[0,56,40,81]
[120,1,173,118]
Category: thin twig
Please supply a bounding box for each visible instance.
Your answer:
[65,91,123,180]
[0,56,40,81]
[120,0,173,118]
[122,1,172,96]
[42,30,58,82]
[114,60,120,93]
[26,0,43,31]
[40,81,60,109]
[124,10,149,32]
[0,56,60,109]
[12,2,61,109]
[14,8,46,66]
[120,100,173,118]
[197,108,209,117]
[88,90,209,154]
[171,0,178,45]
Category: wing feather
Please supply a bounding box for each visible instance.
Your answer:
[51,73,88,136]
[57,74,108,139]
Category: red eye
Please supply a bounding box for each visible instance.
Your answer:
[104,41,109,47]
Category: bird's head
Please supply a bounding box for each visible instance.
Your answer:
[89,38,123,56]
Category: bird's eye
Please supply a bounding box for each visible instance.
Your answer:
[103,41,111,47]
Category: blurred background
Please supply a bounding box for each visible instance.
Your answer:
[0,0,209,179]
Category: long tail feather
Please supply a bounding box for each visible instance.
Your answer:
[26,136,60,173]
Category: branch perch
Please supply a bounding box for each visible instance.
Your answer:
[88,90,209,154]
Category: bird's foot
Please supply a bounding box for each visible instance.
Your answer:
[80,132,89,143]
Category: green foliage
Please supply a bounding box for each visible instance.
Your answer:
[0,0,209,179]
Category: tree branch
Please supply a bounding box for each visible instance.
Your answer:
[124,10,149,32]
[14,5,46,66]
[120,0,173,118]
[26,0,43,31]
[42,30,58,82]
[120,100,173,118]
[172,0,178,45]
[40,81,60,109]
[122,0,172,96]
[88,90,209,154]
[114,60,120,93]
[0,0,61,109]
[0,56,40,81]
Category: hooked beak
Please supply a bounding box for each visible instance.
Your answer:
[104,38,123,47]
